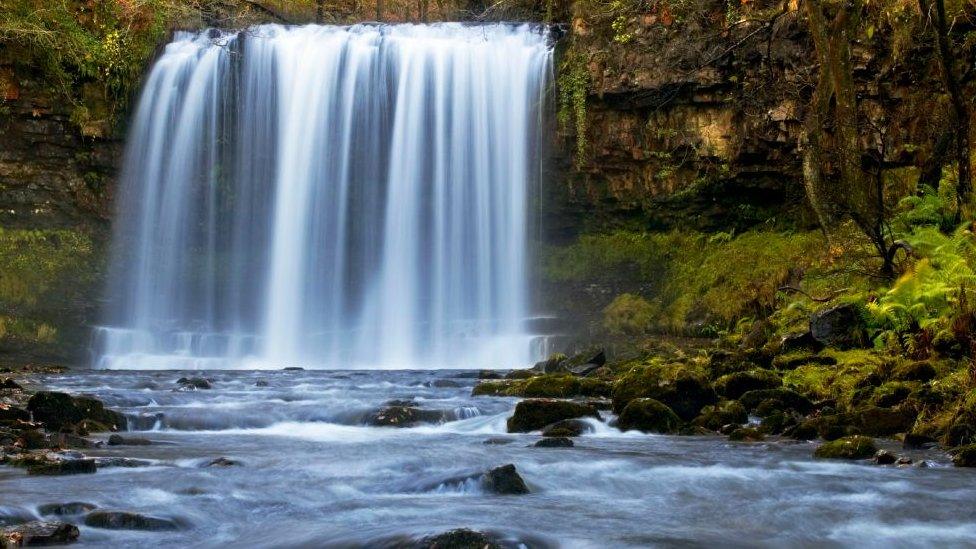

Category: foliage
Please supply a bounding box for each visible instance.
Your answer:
[557,48,589,165]
[603,293,656,335]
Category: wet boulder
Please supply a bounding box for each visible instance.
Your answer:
[94,457,153,469]
[26,392,83,430]
[810,304,867,349]
[37,502,97,517]
[1,521,79,546]
[481,464,529,495]
[738,388,813,415]
[107,434,151,446]
[27,457,96,476]
[84,511,179,531]
[902,433,938,450]
[0,405,30,423]
[0,378,22,390]
[611,366,716,421]
[366,406,446,427]
[72,397,126,431]
[534,437,573,448]
[951,444,976,467]
[814,436,877,459]
[205,457,241,467]
[506,399,598,433]
[693,400,748,431]
[541,418,590,437]
[850,406,916,437]
[713,369,781,399]
[616,398,681,434]
[417,528,500,549]
[728,427,765,442]
[175,377,212,390]
[873,449,897,465]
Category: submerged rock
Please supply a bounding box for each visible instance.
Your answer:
[84,511,179,531]
[27,458,96,476]
[541,418,590,437]
[1,521,79,546]
[414,528,500,549]
[37,502,96,517]
[366,406,445,427]
[814,436,877,459]
[616,398,681,434]
[481,464,529,495]
[107,434,151,446]
[728,427,765,442]
[95,457,153,469]
[205,457,241,467]
[534,437,573,448]
[482,437,514,445]
[506,399,599,433]
[175,377,211,390]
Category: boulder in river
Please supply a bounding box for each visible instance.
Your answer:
[541,418,589,437]
[1,521,79,546]
[25,392,125,432]
[616,398,681,434]
[0,405,30,423]
[534,437,574,448]
[727,427,765,442]
[417,528,500,549]
[205,457,241,467]
[814,436,877,459]
[481,464,529,495]
[37,502,97,517]
[175,377,212,390]
[107,434,152,446]
[27,458,96,476]
[873,449,897,465]
[83,511,179,531]
[0,378,23,390]
[506,399,599,432]
[366,406,446,427]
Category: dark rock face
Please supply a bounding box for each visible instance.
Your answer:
[534,437,574,448]
[616,398,681,434]
[481,464,529,495]
[1,521,80,546]
[83,511,179,531]
[0,379,23,390]
[26,392,83,430]
[366,406,446,427]
[810,304,867,349]
[37,502,96,517]
[506,400,599,433]
[951,444,976,467]
[0,406,30,422]
[903,433,938,450]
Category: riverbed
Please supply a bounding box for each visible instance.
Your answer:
[2,369,973,548]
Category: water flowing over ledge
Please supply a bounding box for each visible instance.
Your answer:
[94,23,555,370]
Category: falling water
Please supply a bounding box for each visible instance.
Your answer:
[94,23,554,370]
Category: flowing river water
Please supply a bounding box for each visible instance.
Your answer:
[2,370,974,548]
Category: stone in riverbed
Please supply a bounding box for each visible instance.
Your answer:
[175,377,211,390]
[205,457,241,467]
[107,434,151,446]
[616,398,681,434]
[873,449,897,465]
[418,528,500,549]
[534,437,573,448]
[506,399,599,433]
[95,457,153,469]
[1,521,79,546]
[37,502,96,517]
[0,405,30,423]
[366,406,445,427]
[83,511,179,531]
[27,458,96,476]
[814,436,877,459]
[0,379,22,390]
[728,427,765,442]
[541,418,590,437]
[26,392,83,430]
[481,464,529,495]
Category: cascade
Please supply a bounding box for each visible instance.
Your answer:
[93,23,553,370]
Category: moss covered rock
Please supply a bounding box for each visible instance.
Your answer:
[738,388,812,414]
[506,399,599,433]
[713,369,782,399]
[850,406,916,437]
[616,398,681,434]
[951,444,976,467]
[693,400,748,431]
[728,427,765,442]
[813,436,877,459]
[891,360,937,382]
[611,364,716,420]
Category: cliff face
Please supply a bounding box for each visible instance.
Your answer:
[543,0,963,240]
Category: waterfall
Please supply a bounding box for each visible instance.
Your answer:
[94,23,554,370]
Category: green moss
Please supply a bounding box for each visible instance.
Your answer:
[603,293,656,335]
[713,369,782,399]
[506,399,599,433]
[616,398,681,434]
[693,400,747,431]
[813,435,877,459]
